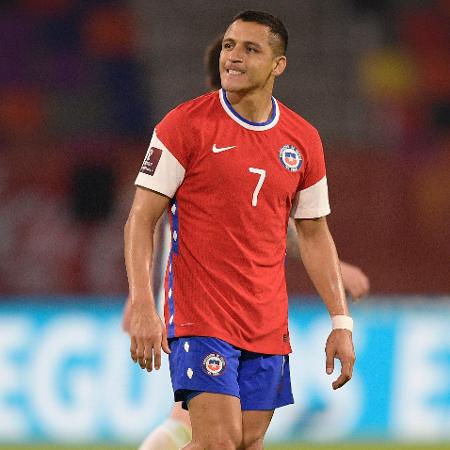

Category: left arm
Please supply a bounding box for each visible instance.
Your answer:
[295,217,355,390]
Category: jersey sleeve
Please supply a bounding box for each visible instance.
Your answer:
[135,107,189,198]
[290,129,331,219]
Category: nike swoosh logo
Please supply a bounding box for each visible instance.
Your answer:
[212,144,236,153]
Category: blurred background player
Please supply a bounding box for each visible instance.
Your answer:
[123,32,369,450]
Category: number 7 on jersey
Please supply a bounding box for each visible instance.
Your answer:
[248,167,266,207]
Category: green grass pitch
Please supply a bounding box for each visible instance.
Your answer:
[3,444,450,450]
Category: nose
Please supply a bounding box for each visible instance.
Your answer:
[228,45,244,62]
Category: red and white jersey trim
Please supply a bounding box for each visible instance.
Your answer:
[291,176,330,219]
[135,130,185,197]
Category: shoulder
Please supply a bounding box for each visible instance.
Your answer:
[278,100,320,139]
[154,91,220,165]
[161,91,220,126]
[277,100,324,159]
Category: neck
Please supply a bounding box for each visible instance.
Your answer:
[224,88,274,123]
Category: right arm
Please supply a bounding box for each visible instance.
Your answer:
[124,186,170,372]
[122,216,166,333]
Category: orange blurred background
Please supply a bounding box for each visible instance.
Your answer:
[1,0,449,295]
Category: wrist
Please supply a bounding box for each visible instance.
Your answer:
[331,314,353,332]
[129,293,155,308]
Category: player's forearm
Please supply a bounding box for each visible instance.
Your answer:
[124,209,157,308]
[296,218,349,317]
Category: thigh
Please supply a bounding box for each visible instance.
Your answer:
[170,401,191,427]
[242,410,274,450]
[188,392,243,449]
[169,337,241,408]
[238,353,294,410]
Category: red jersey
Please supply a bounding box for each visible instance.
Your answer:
[135,90,330,354]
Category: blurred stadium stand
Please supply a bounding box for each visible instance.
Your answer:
[0,0,449,295]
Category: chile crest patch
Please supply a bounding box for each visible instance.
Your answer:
[279,144,302,172]
[203,353,226,376]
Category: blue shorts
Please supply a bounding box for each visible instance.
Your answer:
[168,336,294,411]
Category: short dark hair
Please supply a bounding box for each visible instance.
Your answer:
[230,10,288,56]
[204,34,223,90]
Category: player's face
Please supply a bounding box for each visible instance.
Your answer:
[220,20,286,95]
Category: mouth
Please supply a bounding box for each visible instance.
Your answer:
[225,69,245,76]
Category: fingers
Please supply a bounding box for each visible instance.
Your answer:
[162,334,172,355]
[144,346,154,372]
[325,346,334,375]
[136,340,146,369]
[130,336,137,363]
[325,329,355,389]
[152,331,173,369]
[128,312,169,371]
[132,340,154,371]
[332,373,350,390]
[332,360,353,390]
[130,335,168,371]
[152,344,162,370]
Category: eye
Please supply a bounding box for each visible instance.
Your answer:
[223,42,233,50]
[247,46,258,53]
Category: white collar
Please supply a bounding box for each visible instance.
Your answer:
[219,89,280,131]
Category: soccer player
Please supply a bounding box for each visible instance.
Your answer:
[125,10,355,450]
[125,30,369,450]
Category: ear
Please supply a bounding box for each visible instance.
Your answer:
[272,55,287,77]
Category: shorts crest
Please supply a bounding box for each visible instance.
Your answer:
[203,353,226,376]
[279,144,302,172]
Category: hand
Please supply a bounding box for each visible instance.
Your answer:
[129,298,171,372]
[340,261,370,301]
[325,329,355,390]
